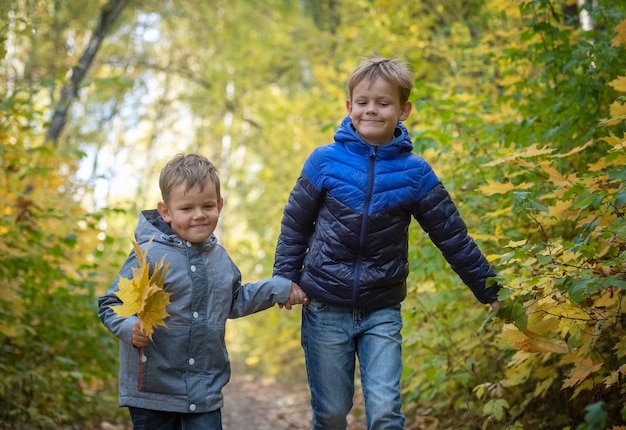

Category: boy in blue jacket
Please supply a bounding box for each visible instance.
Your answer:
[99,153,308,430]
[273,57,500,430]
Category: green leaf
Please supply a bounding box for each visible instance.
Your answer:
[497,300,528,330]
[578,401,607,430]
[483,399,509,421]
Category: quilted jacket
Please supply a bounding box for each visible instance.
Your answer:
[273,116,499,310]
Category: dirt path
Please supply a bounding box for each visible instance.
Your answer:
[222,373,366,430]
[98,370,367,429]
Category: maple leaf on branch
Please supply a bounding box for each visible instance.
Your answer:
[109,238,172,339]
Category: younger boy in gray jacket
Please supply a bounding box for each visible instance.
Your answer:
[99,153,307,430]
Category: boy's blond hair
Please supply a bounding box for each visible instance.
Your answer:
[159,153,221,203]
[347,57,414,105]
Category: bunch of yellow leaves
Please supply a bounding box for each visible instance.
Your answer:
[109,238,172,339]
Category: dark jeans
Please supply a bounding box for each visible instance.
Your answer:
[129,407,223,430]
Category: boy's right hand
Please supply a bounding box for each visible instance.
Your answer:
[280,282,309,310]
[132,320,149,348]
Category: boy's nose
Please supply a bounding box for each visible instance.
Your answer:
[192,208,206,218]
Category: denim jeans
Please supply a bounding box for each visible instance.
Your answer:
[128,407,222,430]
[301,300,405,430]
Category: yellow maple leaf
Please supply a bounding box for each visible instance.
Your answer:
[609,76,626,93]
[140,286,172,337]
[562,357,603,388]
[538,160,574,187]
[110,238,172,339]
[609,99,626,120]
[612,19,626,47]
[111,276,143,317]
[604,364,626,387]
[552,140,595,158]
[501,318,569,354]
[545,199,572,225]
[478,180,533,196]
[483,144,555,167]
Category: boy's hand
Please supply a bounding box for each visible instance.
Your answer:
[490,300,501,313]
[132,320,149,348]
[280,282,309,310]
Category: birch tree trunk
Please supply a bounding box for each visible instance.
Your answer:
[578,0,598,31]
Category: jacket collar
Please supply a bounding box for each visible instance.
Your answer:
[333,115,413,160]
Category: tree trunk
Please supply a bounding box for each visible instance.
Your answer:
[45,0,128,145]
[578,0,598,31]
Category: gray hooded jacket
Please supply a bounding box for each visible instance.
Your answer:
[98,209,291,413]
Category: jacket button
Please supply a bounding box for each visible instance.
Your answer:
[188,358,195,365]
[189,404,196,411]
[190,265,196,272]
[141,355,147,363]
[186,241,192,247]
[193,312,199,319]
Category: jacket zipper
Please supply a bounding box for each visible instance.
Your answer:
[352,145,377,305]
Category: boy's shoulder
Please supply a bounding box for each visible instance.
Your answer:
[310,140,365,159]
[304,142,342,166]
[312,141,341,155]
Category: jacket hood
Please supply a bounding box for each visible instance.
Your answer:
[334,115,414,159]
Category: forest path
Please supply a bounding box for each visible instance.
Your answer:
[99,372,439,429]
[222,372,367,430]
[98,372,365,430]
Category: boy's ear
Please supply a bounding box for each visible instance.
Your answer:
[399,101,412,121]
[346,99,352,114]
[218,198,224,213]
[157,201,171,222]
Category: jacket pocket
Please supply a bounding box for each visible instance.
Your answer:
[139,327,189,395]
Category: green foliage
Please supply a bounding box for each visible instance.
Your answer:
[401,229,507,428]
[579,401,608,430]
[455,2,626,428]
[395,1,626,428]
[0,89,120,427]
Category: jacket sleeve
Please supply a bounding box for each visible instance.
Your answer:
[273,173,324,282]
[413,182,500,304]
[97,251,140,346]
[228,268,292,319]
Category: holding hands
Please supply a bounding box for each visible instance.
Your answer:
[131,281,308,348]
[280,282,309,310]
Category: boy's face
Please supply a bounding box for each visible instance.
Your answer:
[346,77,412,145]
[157,181,223,244]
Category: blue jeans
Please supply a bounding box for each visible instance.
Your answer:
[301,300,405,430]
[129,407,222,430]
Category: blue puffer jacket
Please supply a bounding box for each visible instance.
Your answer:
[273,116,498,310]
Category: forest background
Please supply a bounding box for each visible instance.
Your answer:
[1,0,625,429]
